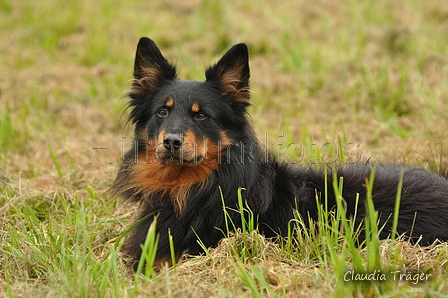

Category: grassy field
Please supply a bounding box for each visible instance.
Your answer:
[1,0,448,297]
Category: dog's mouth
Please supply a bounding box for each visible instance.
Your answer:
[156,139,205,164]
[156,151,204,165]
[142,131,227,165]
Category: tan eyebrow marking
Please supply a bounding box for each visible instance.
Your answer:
[191,103,200,113]
[166,98,174,107]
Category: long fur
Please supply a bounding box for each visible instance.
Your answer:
[112,37,448,269]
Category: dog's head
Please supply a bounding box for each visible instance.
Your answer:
[127,37,251,165]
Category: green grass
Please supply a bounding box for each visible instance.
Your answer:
[1,0,448,296]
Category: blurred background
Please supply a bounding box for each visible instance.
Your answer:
[2,0,448,190]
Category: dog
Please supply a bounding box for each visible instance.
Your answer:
[112,37,448,269]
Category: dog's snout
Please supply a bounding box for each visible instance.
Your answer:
[163,134,183,151]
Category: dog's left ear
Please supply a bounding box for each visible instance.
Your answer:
[133,37,177,92]
[205,44,250,105]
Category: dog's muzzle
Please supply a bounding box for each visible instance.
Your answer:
[163,134,183,151]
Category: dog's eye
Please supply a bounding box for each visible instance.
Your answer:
[195,113,207,120]
[157,109,168,117]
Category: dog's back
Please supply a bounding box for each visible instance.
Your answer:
[256,163,448,244]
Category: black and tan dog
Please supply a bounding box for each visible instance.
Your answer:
[112,37,448,268]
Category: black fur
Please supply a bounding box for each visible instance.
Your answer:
[112,37,448,269]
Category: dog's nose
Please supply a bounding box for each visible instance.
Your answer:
[163,134,183,151]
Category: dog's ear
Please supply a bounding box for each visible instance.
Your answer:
[133,37,177,92]
[127,38,177,125]
[205,44,250,104]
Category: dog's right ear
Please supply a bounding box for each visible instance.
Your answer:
[205,43,250,105]
[133,37,177,93]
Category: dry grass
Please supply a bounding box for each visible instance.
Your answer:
[134,232,330,297]
[1,0,448,296]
